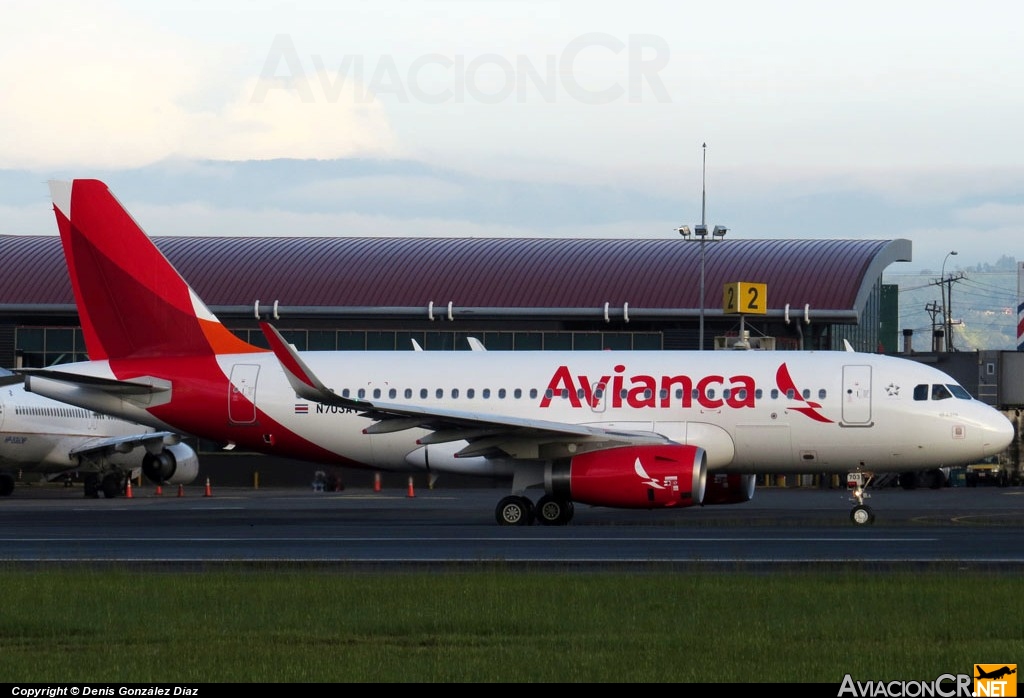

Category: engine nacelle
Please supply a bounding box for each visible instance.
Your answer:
[141,442,200,485]
[548,444,706,509]
[702,473,756,505]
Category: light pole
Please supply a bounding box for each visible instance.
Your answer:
[941,250,957,351]
[676,144,727,350]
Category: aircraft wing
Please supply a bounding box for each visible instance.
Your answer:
[69,431,182,460]
[259,322,670,456]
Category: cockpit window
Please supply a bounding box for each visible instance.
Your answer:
[914,383,969,401]
[948,384,973,399]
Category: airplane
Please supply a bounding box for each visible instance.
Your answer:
[975,666,1016,680]
[20,178,1015,525]
[0,368,199,497]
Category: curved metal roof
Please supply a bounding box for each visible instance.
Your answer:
[0,236,911,321]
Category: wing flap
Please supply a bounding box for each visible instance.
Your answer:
[70,431,181,458]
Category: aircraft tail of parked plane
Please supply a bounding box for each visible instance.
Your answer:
[23,179,1016,524]
[0,368,199,497]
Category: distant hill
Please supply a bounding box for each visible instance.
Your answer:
[887,257,1018,351]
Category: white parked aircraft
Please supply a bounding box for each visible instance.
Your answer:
[22,179,1014,524]
[0,368,198,497]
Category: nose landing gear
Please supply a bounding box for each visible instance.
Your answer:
[847,472,875,525]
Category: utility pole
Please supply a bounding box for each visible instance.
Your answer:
[940,251,957,351]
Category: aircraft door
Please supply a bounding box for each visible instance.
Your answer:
[590,381,608,414]
[228,364,260,425]
[842,364,872,425]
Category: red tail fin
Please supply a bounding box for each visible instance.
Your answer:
[49,180,262,361]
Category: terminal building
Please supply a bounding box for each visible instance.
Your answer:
[1,235,908,364]
[0,234,1019,486]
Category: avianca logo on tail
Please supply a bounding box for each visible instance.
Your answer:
[540,362,834,423]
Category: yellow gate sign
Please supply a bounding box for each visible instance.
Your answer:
[723,282,767,315]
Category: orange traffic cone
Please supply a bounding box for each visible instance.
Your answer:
[125,478,133,498]
[177,484,184,497]
[204,478,212,497]
[407,476,415,498]
[373,472,381,492]
[155,484,163,496]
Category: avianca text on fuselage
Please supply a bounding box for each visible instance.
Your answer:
[541,363,757,410]
[540,362,833,422]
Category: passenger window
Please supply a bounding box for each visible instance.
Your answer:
[499,388,507,399]
[818,389,826,399]
[467,388,475,399]
[514,389,522,399]
[420,388,428,399]
[435,388,443,399]
[404,388,412,399]
[452,389,460,399]
[482,389,490,399]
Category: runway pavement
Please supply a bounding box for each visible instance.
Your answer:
[1,482,1023,569]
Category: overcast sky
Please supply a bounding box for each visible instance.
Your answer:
[1,0,1022,275]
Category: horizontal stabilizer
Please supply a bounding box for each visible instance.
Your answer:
[20,369,170,396]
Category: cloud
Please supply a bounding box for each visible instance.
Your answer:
[282,176,466,207]
[0,3,397,170]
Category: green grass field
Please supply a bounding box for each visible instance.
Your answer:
[0,565,1019,683]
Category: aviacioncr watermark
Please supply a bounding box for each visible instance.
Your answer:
[251,33,672,106]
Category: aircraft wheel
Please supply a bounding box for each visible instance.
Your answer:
[536,495,573,526]
[101,473,122,499]
[850,504,875,526]
[495,495,534,526]
[0,473,14,497]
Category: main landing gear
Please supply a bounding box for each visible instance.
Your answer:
[495,494,575,526]
[83,472,127,499]
[847,472,875,525]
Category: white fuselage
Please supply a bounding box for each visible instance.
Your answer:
[30,349,1014,480]
[0,383,155,476]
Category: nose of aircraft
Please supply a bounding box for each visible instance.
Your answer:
[983,410,1016,457]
